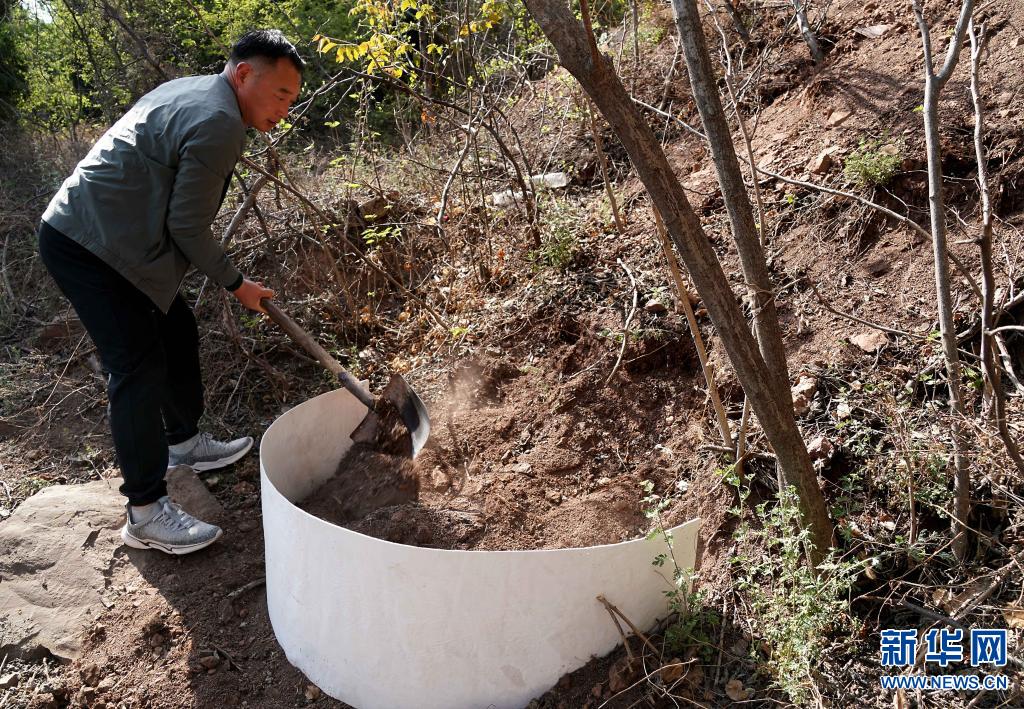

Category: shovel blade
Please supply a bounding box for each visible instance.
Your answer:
[349,375,430,458]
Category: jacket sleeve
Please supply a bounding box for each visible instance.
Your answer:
[165,116,244,289]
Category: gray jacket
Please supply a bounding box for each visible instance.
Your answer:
[42,74,246,313]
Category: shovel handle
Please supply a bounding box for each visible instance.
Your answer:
[260,298,377,411]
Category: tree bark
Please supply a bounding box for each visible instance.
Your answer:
[912,0,975,561]
[523,0,833,563]
[671,0,791,405]
[791,0,824,63]
[968,22,1024,478]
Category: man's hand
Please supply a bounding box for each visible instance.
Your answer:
[231,278,275,313]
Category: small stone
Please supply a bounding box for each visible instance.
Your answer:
[850,330,888,353]
[545,489,563,504]
[198,655,221,670]
[836,401,853,420]
[644,299,667,314]
[237,520,259,533]
[791,374,818,416]
[304,684,322,701]
[807,435,835,462]
[98,675,116,691]
[512,462,532,475]
[80,662,102,687]
[595,477,612,487]
[807,150,833,174]
[148,633,164,648]
[827,108,853,126]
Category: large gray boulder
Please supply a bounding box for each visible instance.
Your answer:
[0,468,221,661]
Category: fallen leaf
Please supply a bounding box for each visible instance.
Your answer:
[725,678,751,701]
[1003,606,1024,629]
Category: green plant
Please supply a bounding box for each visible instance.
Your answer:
[530,198,581,270]
[843,138,903,188]
[642,481,720,661]
[362,223,401,247]
[733,487,860,704]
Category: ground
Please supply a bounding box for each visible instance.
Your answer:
[1,0,1024,706]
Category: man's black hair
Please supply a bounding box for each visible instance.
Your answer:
[230,29,305,73]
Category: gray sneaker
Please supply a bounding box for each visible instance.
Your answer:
[168,432,253,472]
[121,497,223,555]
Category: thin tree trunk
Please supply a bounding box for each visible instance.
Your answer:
[523,0,833,564]
[912,0,975,561]
[969,22,1024,477]
[654,209,733,449]
[792,0,824,63]
[670,0,791,408]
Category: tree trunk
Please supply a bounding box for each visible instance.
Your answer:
[791,0,824,63]
[912,0,975,561]
[670,0,791,404]
[522,0,833,564]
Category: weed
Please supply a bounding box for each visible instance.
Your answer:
[844,138,904,188]
[733,487,860,705]
[529,197,581,271]
[642,481,720,661]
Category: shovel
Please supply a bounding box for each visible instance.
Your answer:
[261,299,430,458]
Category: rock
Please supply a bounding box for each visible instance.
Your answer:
[166,466,224,523]
[836,401,853,420]
[511,462,532,475]
[304,684,322,700]
[863,257,890,276]
[807,436,835,462]
[0,672,19,689]
[97,675,116,691]
[644,299,668,314]
[853,24,893,39]
[237,519,259,533]
[80,662,102,687]
[850,330,888,353]
[827,108,853,126]
[0,481,125,661]
[198,655,221,670]
[807,150,833,175]
[545,489,563,504]
[791,374,819,416]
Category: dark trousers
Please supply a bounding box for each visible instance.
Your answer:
[38,221,203,506]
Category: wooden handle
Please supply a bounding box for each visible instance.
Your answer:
[261,299,376,410]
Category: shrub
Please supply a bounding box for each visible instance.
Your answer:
[733,488,861,704]
[843,138,903,188]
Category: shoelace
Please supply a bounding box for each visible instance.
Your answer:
[151,500,198,532]
[191,432,217,457]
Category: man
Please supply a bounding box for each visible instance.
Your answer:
[38,30,303,555]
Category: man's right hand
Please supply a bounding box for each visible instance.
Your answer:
[231,278,275,313]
